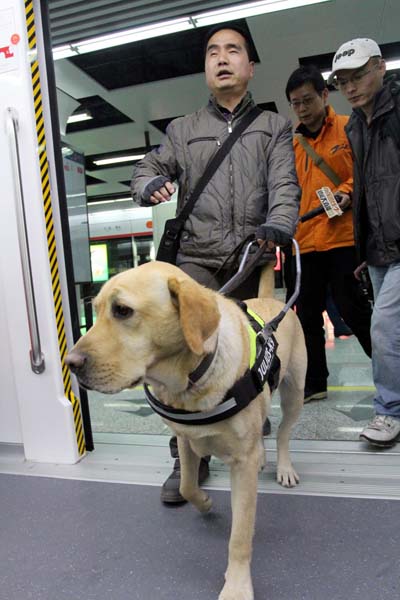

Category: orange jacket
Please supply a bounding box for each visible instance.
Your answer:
[294,106,355,254]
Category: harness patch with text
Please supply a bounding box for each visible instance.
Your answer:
[254,334,280,393]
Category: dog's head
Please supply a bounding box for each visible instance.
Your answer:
[65,262,220,394]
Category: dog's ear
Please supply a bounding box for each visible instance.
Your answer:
[168,277,220,355]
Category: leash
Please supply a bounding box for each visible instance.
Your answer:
[220,237,302,334]
[217,237,275,295]
[203,233,277,295]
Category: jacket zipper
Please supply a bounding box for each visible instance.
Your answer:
[187,136,219,145]
[227,117,235,241]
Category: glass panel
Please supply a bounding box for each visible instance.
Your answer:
[51,5,390,445]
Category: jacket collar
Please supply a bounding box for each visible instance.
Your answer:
[295,105,336,138]
[351,77,397,125]
[208,91,254,120]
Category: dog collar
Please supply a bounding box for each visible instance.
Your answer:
[187,342,218,389]
[143,302,281,426]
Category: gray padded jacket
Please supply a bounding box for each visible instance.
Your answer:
[131,92,300,268]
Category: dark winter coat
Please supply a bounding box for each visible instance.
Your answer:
[345,77,400,266]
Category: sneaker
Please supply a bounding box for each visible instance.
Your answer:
[304,387,327,403]
[263,417,271,436]
[160,456,210,504]
[360,415,400,447]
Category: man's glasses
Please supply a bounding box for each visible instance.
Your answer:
[332,64,380,89]
[289,95,319,109]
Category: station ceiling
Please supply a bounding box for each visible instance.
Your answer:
[48,0,400,202]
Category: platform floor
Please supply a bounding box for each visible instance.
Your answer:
[88,311,375,443]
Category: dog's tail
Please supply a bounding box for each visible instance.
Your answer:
[257,263,275,298]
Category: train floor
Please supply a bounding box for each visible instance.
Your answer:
[2,300,400,600]
[1,470,399,600]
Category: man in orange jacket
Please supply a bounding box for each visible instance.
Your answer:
[285,65,372,402]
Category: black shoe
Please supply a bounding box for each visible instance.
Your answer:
[304,386,327,404]
[262,418,271,436]
[334,327,353,338]
[160,457,210,504]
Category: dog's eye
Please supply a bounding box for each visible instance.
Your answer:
[112,302,134,320]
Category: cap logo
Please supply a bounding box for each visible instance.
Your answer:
[334,48,355,63]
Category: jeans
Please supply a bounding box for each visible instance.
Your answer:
[368,261,400,418]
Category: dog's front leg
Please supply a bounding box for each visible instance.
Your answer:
[177,436,212,513]
[219,452,259,600]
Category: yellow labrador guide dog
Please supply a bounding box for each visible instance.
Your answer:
[66,260,306,600]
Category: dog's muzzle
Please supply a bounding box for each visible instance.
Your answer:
[64,351,93,388]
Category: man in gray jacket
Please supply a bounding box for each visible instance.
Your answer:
[132,25,301,503]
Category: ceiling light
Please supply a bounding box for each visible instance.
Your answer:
[192,0,331,27]
[52,17,193,60]
[93,154,146,166]
[67,112,93,124]
[322,58,400,82]
[89,198,132,206]
[52,0,331,60]
[386,59,400,70]
[53,45,77,60]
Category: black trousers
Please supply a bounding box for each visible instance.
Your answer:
[168,261,262,459]
[296,247,372,391]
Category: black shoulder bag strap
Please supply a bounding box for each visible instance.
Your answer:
[165,106,263,238]
[157,105,263,263]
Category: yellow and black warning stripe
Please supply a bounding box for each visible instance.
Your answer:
[24,0,85,455]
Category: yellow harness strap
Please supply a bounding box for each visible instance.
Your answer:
[246,307,266,368]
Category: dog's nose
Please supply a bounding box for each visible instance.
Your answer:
[65,351,87,374]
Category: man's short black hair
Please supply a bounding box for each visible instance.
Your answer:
[285,65,327,101]
[203,24,253,60]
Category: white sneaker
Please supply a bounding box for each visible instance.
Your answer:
[360,415,400,447]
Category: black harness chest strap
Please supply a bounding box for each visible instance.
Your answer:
[144,372,260,426]
[143,302,281,426]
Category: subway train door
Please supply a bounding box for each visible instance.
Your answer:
[0,0,92,461]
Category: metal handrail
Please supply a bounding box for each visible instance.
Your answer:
[6,108,45,374]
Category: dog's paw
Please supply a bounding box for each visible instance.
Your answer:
[219,565,253,600]
[277,463,299,488]
[198,493,212,513]
[218,582,254,600]
[190,490,212,513]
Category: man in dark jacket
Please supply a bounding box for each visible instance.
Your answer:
[329,38,400,446]
[131,25,301,503]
